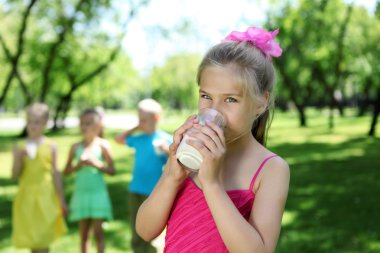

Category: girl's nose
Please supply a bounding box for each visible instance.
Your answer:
[211,103,224,115]
[209,100,223,112]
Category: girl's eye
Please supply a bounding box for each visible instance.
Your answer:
[201,94,212,100]
[225,97,237,103]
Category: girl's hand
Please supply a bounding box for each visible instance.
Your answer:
[12,144,26,179]
[61,201,69,217]
[164,115,198,183]
[186,121,226,187]
[82,157,104,169]
[15,146,27,159]
[74,160,86,170]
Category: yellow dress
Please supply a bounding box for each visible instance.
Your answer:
[12,138,67,248]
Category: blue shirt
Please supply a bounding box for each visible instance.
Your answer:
[126,130,172,195]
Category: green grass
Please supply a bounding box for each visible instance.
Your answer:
[269,110,380,253]
[0,109,379,252]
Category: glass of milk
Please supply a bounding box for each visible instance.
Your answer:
[176,108,226,172]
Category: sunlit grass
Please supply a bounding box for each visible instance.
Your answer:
[1,109,379,252]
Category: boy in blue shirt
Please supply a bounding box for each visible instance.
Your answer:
[115,98,172,253]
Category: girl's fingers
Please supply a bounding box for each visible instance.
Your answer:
[187,128,217,152]
[206,121,226,146]
[186,138,211,157]
[189,123,225,152]
[171,114,198,152]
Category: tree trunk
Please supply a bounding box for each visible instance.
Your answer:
[368,87,380,136]
[0,70,17,106]
[357,78,372,117]
[39,0,86,102]
[51,42,123,130]
[338,103,344,117]
[52,93,73,129]
[329,106,334,129]
[295,103,307,127]
[0,0,37,106]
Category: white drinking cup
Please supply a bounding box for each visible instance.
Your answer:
[153,139,166,155]
[25,141,37,160]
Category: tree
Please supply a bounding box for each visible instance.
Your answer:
[268,0,371,129]
[0,0,149,128]
[149,53,201,110]
[0,0,37,106]
[367,1,380,136]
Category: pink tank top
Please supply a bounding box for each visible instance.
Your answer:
[164,155,278,253]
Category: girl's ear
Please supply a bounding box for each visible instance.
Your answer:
[256,91,270,115]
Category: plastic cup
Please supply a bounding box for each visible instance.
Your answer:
[176,108,226,172]
[25,141,37,159]
[153,139,165,155]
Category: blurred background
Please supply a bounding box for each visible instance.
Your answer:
[0,0,379,252]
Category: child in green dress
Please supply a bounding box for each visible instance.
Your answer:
[64,108,115,253]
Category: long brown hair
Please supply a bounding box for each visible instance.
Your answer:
[197,41,276,145]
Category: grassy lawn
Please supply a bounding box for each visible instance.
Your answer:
[0,109,379,252]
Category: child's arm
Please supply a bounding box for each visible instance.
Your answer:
[156,138,171,155]
[136,115,196,241]
[96,140,115,175]
[63,144,81,176]
[78,140,115,175]
[11,144,24,179]
[136,159,187,241]
[51,143,68,216]
[114,126,139,145]
[203,159,289,253]
[191,122,290,253]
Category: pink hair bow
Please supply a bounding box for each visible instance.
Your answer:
[224,26,282,58]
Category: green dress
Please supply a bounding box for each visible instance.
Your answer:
[68,144,113,221]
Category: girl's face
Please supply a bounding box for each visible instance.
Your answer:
[80,113,101,139]
[26,113,47,139]
[198,65,265,143]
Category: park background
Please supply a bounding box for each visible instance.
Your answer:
[0,0,379,252]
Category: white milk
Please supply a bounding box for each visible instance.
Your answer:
[176,108,225,172]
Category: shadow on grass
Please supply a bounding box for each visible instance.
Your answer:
[272,137,380,253]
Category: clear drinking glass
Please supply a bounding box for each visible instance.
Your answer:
[176,108,226,172]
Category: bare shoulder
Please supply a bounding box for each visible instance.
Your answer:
[267,155,289,173]
[253,152,290,193]
[70,142,82,152]
[260,155,290,186]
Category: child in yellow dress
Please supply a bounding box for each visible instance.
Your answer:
[11,102,67,253]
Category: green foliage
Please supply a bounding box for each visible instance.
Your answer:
[149,53,201,110]
[345,5,380,93]
[266,0,380,131]
[0,0,146,116]
[72,51,142,109]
